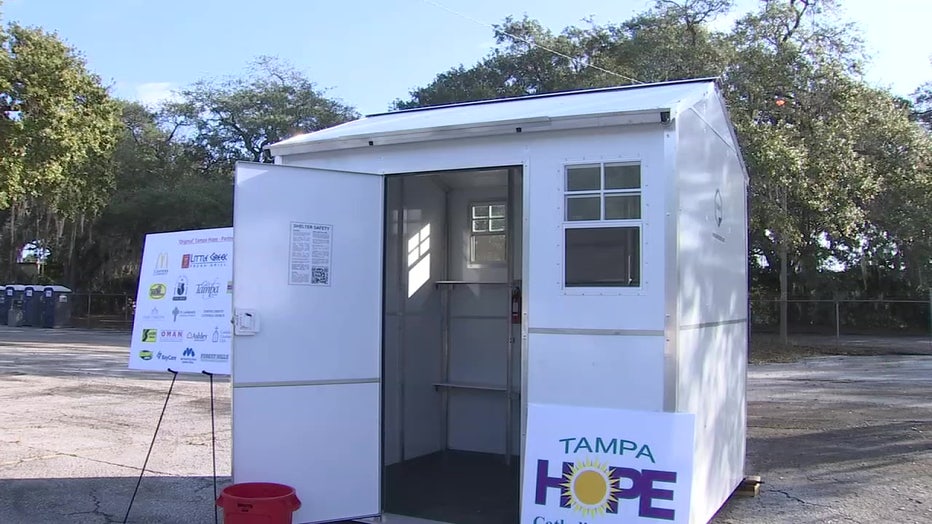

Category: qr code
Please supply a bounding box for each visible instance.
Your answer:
[311,267,329,285]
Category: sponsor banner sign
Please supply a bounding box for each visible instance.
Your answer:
[128,227,233,375]
[522,403,695,524]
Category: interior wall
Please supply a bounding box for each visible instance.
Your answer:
[383,175,447,465]
[446,184,509,454]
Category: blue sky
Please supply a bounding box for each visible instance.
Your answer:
[3,0,930,115]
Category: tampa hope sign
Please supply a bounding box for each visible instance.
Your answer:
[522,404,695,524]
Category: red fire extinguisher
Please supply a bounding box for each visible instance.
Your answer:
[511,286,521,324]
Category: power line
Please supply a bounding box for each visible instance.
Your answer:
[419,0,641,84]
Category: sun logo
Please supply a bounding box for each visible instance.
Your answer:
[562,458,620,518]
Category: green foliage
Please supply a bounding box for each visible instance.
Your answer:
[71,101,234,292]
[76,57,359,292]
[0,16,121,284]
[164,56,357,166]
[0,23,120,210]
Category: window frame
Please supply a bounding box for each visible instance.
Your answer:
[468,200,508,268]
[561,160,646,295]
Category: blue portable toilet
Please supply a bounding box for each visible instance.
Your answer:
[41,286,73,328]
[22,286,42,326]
[5,285,26,326]
[0,285,7,320]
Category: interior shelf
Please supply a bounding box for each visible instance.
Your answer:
[433,382,507,392]
[435,281,510,286]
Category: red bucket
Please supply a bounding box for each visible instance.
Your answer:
[217,482,301,524]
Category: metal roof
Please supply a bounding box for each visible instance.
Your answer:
[269,78,717,156]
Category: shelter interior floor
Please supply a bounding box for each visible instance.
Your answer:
[383,450,519,524]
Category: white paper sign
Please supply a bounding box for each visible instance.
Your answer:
[128,227,233,375]
[522,403,695,524]
[289,222,332,286]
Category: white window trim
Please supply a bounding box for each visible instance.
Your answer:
[560,160,646,295]
[468,200,507,268]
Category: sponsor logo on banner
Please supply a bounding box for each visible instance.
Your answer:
[143,308,166,321]
[201,309,226,319]
[181,347,196,364]
[196,279,221,299]
[149,283,167,300]
[154,252,169,276]
[187,331,208,342]
[139,350,153,361]
[172,307,197,322]
[159,330,184,342]
[141,329,157,343]
[182,252,229,269]
[522,405,694,524]
[211,327,232,343]
[173,276,188,301]
[200,353,229,363]
[156,351,177,362]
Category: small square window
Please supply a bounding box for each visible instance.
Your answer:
[605,194,641,220]
[470,202,507,265]
[566,166,601,191]
[605,164,640,190]
[565,227,640,287]
[471,234,506,264]
[566,196,601,221]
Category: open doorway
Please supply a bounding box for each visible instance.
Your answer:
[382,166,523,524]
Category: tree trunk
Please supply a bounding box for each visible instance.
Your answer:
[779,187,789,346]
[66,221,77,288]
[7,204,15,282]
[779,238,788,346]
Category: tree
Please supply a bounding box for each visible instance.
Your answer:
[0,18,121,282]
[164,57,357,167]
[72,101,234,292]
[913,80,932,129]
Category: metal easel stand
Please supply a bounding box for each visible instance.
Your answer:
[123,368,178,524]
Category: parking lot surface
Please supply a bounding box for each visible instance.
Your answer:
[0,326,929,523]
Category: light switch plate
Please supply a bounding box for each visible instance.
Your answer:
[233,309,260,335]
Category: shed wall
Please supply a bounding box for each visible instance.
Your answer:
[674,100,748,524]
[383,177,448,465]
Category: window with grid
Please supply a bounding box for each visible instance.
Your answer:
[563,162,642,287]
[470,202,506,265]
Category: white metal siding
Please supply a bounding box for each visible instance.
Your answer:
[674,101,748,524]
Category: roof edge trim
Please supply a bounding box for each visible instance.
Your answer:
[367,77,719,117]
[269,109,668,158]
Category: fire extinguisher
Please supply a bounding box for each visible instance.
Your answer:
[511,285,521,324]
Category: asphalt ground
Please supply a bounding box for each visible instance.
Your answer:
[0,326,929,523]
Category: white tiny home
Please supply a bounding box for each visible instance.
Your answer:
[231,78,749,524]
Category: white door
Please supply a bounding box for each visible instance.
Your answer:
[232,161,383,523]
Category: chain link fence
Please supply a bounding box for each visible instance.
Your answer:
[751,297,932,339]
